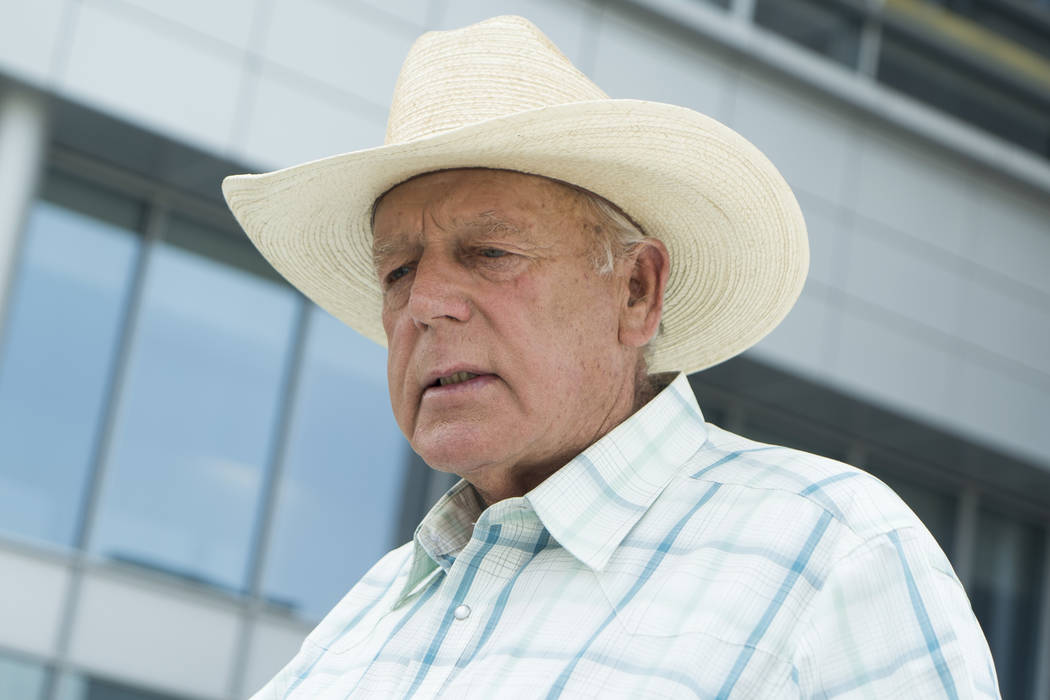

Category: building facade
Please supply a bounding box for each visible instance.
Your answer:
[0,0,1048,698]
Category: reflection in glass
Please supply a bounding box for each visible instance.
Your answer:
[970,508,1044,700]
[262,307,413,620]
[89,216,298,591]
[0,175,140,546]
[0,653,47,700]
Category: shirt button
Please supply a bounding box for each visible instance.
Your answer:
[453,604,471,620]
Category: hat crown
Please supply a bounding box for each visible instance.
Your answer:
[384,15,608,145]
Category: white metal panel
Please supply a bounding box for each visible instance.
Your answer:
[844,218,965,339]
[958,277,1050,376]
[0,0,68,85]
[356,0,432,29]
[234,64,386,171]
[794,191,846,290]
[0,547,70,657]
[239,614,312,697]
[950,355,1050,468]
[592,8,732,121]
[828,312,956,429]
[262,0,416,111]
[748,287,836,381]
[729,74,856,206]
[968,182,1050,299]
[853,131,977,257]
[437,0,590,69]
[67,570,240,700]
[57,0,242,155]
[114,0,261,51]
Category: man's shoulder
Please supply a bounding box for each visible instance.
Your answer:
[683,423,924,542]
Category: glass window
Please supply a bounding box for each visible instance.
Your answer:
[686,378,729,428]
[928,0,1050,61]
[0,173,141,546]
[0,653,47,700]
[877,30,1050,158]
[88,215,299,592]
[699,404,728,427]
[970,507,1045,700]
[862,450,957,558]
[875,472,957,559]
[261,307,414,620]
[739,410,850,462]
[753,0,864,68]
[55,672,188,700]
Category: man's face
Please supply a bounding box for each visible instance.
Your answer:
[373,169,638,495]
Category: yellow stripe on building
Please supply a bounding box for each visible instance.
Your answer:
[885,0,1050,94]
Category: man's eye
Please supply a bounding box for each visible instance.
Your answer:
[386,265,412,284]
[480,248,508,258]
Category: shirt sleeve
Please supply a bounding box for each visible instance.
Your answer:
[792,526,1001,699]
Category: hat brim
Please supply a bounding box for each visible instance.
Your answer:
[222,98,808,375]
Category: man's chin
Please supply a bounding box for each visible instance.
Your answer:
[413,447,497,478]
[410,427,502,475]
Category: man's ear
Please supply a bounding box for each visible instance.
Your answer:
[618,238,670,349]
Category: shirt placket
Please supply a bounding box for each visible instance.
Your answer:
[403,521,504,696]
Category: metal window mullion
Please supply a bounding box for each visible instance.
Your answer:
[845,441,869,469]
[227,295,313,700]
[857,0,886,77]
[723,400,747,434]
[41,201,167,700]
[1033,525,1050,700]
[731,0,757,22]
[72,202,167,552]
[0,88,48,354]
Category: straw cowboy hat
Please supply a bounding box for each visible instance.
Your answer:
[222,15,808,374]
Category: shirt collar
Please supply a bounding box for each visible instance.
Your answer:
[526,372,707,571]
[397,480,484,605]
[396,372,708,604]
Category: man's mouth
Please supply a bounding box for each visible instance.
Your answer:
[438,371,479,387]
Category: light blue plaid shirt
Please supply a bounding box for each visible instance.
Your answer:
[255,373,999,698]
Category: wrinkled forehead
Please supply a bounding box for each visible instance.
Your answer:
[369,168,598,260]
[370,168,593,236]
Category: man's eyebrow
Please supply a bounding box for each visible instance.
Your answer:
[467,211,524,236]
[371,211,530,271]
[371,237,408,273]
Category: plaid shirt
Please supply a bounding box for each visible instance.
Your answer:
[255,373,999,699]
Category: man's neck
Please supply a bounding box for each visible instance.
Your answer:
[466,372,676,507]
[633,371,676,411]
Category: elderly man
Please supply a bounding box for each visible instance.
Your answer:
[225,15,999,699]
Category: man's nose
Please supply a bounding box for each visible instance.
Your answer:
[406,252,472,330]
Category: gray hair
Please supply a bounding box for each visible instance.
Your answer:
[572,188,650,275]
[370,172,649,275]
[571,186,663,390]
